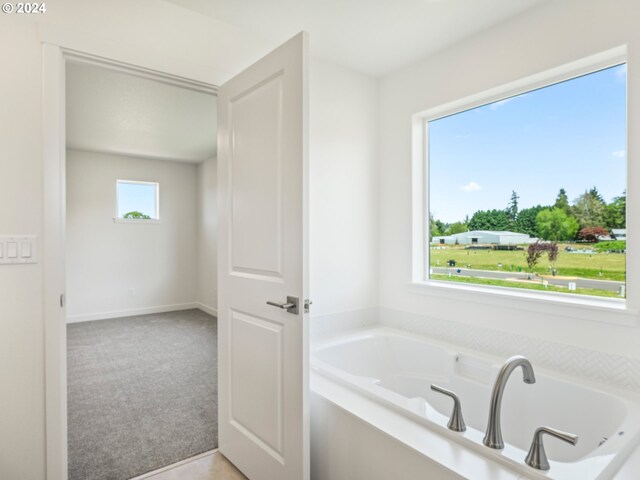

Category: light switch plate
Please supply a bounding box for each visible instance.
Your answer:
[0,235,37,264]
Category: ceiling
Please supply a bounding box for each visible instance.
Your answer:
[65,2,548,160]
[163,0,549,77]
[66,62,217,163]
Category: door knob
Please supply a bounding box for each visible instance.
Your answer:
[266,296,299,314]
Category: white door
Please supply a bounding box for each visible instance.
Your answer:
[217,32,309,480]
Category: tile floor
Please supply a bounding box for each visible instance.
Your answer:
[139,451,247,480]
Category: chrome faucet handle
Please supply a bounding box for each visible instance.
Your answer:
[430,384,466,432]
[525,426,578,471]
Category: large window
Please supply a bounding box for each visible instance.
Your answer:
[426,63,626,300]
[116,180,160,221]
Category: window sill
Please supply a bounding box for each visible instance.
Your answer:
[113,218,161,224]
[406,280,638,327]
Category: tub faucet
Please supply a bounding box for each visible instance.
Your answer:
[483,355,536,449]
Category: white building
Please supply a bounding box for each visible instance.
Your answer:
[612,229,627,241]
[432,230,535,245]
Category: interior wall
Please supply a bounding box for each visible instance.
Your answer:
[0,4,273,477]
[197,157,218,313]
[66,150,199,321]
[0,20,45,480]
[309,58,379,317]
[378,0,640,357]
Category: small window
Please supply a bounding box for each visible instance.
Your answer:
[116,180,159,220]
[426,63,626,300]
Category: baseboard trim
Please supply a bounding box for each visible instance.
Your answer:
[130,449,218,480]
[66,302,199,324]
[197,302,218,317]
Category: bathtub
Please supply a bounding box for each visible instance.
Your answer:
[311,327,640,480]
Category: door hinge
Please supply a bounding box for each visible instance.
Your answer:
[304,299,312,313]
[60,294,65,308]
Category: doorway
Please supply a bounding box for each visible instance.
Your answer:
[45,48,222,480]
[44,32,309,480]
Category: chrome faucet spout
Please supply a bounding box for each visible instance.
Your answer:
[483,355,536,449]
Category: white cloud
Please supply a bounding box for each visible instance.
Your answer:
[489,93,529,111]
[616,64,627,78]
[461,181,482,192]
[612,150,626,158]
[489,98,515,111]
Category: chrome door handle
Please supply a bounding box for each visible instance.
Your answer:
[266,296,299,314]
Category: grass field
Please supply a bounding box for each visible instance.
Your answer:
[430,274,622,299]
[429,243,626,281]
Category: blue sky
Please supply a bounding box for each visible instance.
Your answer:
[429,64,627,224]
[118,182,158,218]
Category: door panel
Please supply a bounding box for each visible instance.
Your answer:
[218,32,309,480]
[229,309,284,461]
[229,72,284,279]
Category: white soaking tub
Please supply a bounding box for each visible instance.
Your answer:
[311,328,640,480]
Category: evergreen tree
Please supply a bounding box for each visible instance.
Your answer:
[588,186,606,204]
[468,209,510,231]
[506,190,519,229]
[554,188,570,214]
[515,205,547,237]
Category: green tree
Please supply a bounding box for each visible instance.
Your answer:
[506,190,519,229]
[468,209,510,231]
[123,211,151,219]
[535,207,579,241]
[515,205,546,237]
[572,189,606,228]
[554,188,570,214]
[588,186,605,204]
[429,214,445,240]
[446,222,468,235]
[605,191,626,229]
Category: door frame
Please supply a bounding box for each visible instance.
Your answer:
[42,43,218,480]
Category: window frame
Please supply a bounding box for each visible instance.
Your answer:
[410,46,637,326]
[115,179,161,223]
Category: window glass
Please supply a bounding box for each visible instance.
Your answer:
[428,64,626,299]
[117,181,159,220]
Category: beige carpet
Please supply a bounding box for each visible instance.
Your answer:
[67,309,217,480]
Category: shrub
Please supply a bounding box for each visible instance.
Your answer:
[594,240,626,252]
[578,226,610,243]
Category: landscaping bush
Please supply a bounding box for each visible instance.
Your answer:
[594,240,626,252]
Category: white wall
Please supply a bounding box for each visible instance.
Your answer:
[0,4,273,477]
[310,58,379,317]
[66,150,199,321]
[0,20,45,480]
[197,157,218,313]
[378,0,640,357]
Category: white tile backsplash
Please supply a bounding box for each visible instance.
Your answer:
[378,307,640,392]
